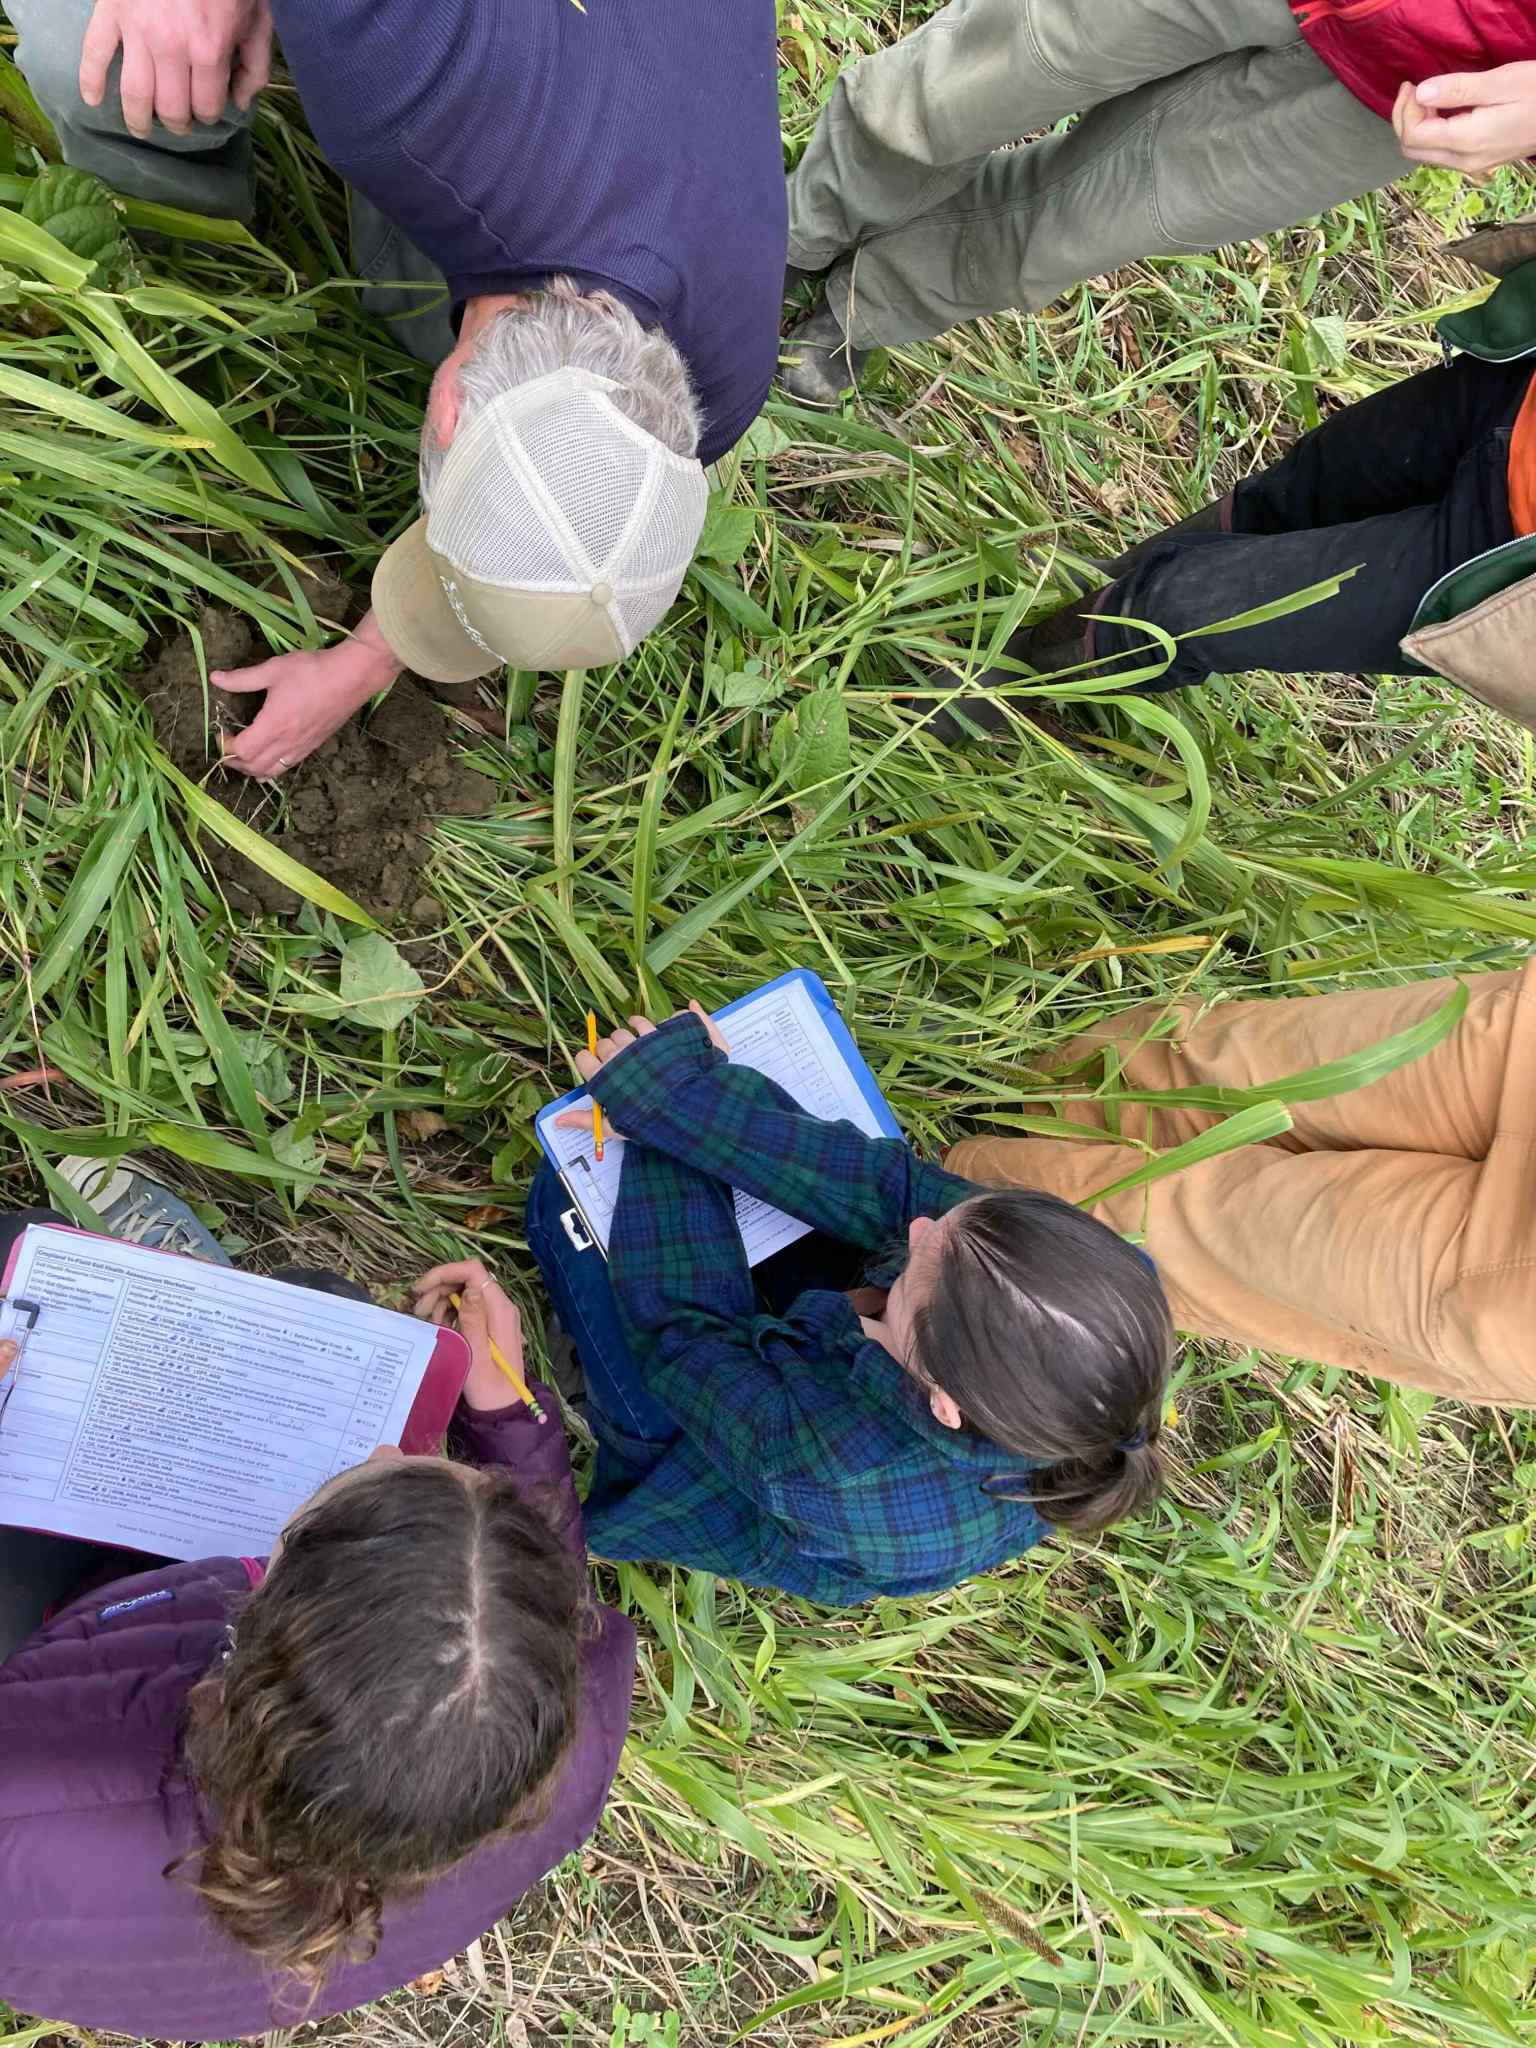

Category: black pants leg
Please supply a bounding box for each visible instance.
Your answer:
[1232,355,1534,534]
[268,1265,371,1302]
[1091,357,1529,690]
[0,1206,68,1268]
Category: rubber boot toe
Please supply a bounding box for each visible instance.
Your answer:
[924,599,1102,747]
[779,303,870,404]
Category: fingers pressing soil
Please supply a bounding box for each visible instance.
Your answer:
[128,603,494,922]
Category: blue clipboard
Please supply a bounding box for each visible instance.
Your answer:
[534,969,902,1254]
[716,968,901,1139]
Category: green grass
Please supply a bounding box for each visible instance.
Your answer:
[3,6,1536,2044]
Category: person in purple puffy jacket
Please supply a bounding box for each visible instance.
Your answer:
[0,1240,635,2044]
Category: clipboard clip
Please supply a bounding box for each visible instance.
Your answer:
[559,1207,596,1255]
[0,1295,41,1428]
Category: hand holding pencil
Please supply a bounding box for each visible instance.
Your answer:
[412,1258,547,1422]
[565,1004,731,1107]
[556,1004,732,1143]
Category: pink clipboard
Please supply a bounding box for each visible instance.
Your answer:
[2,1222,471,1455]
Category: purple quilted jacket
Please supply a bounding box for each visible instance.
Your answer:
[0,1392,635,2042]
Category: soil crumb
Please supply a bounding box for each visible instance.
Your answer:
[130,605,494,921]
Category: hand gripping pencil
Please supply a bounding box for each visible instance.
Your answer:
[449,1292,548,1424]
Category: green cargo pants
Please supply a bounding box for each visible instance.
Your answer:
[7,0,456,363]
[787,0,1410,347]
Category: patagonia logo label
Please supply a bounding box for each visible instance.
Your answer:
[100,1588,174,1623]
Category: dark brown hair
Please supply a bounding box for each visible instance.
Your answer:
[182,1457,583,1992]
[912,1191,1173,1535]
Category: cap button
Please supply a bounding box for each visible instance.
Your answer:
[590,580,614,606]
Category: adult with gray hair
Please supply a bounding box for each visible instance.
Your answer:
[8,0,787,777]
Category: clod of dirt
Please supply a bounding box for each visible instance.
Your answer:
[130,606,494,921]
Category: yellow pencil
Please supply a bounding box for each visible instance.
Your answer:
[586,1009,605,1162]
[449,1292,548,1424]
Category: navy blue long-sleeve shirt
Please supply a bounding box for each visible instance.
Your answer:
[270,0,787,463]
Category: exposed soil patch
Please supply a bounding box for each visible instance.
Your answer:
[130,602,494,921]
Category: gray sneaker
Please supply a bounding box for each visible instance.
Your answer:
[54,1157,234,1265]
[780,302,870,405]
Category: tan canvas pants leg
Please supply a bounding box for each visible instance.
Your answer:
[947,967,1536,1406]
[787,0,1406,347]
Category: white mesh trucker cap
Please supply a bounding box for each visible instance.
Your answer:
[372,366,709,682]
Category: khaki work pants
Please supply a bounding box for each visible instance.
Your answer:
[787,0,1408,348]
[947,966,1536,1406]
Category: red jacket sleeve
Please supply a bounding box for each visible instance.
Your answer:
[1290,0,1529,123]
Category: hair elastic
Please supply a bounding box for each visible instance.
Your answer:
[1117,1427,1148,1453]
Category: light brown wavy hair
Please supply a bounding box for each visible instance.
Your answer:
[179,1457,583,1994]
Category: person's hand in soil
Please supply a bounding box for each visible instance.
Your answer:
[216,609,404,779]
[80,0,272,138]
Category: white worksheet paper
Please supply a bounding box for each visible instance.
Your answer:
[539,973,887,1264]
[0,1227,440,1560]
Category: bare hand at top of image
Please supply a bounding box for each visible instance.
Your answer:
[1392,65,1536,175]
[411,1256,526,1413]
[80,0,272,138]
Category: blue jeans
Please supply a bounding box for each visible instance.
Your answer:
[525,1166,681,1499]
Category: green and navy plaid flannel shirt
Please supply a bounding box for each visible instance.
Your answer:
[580,1011,1048,1606]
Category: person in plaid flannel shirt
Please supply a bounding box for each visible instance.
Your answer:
[527,1003,1171,1607]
